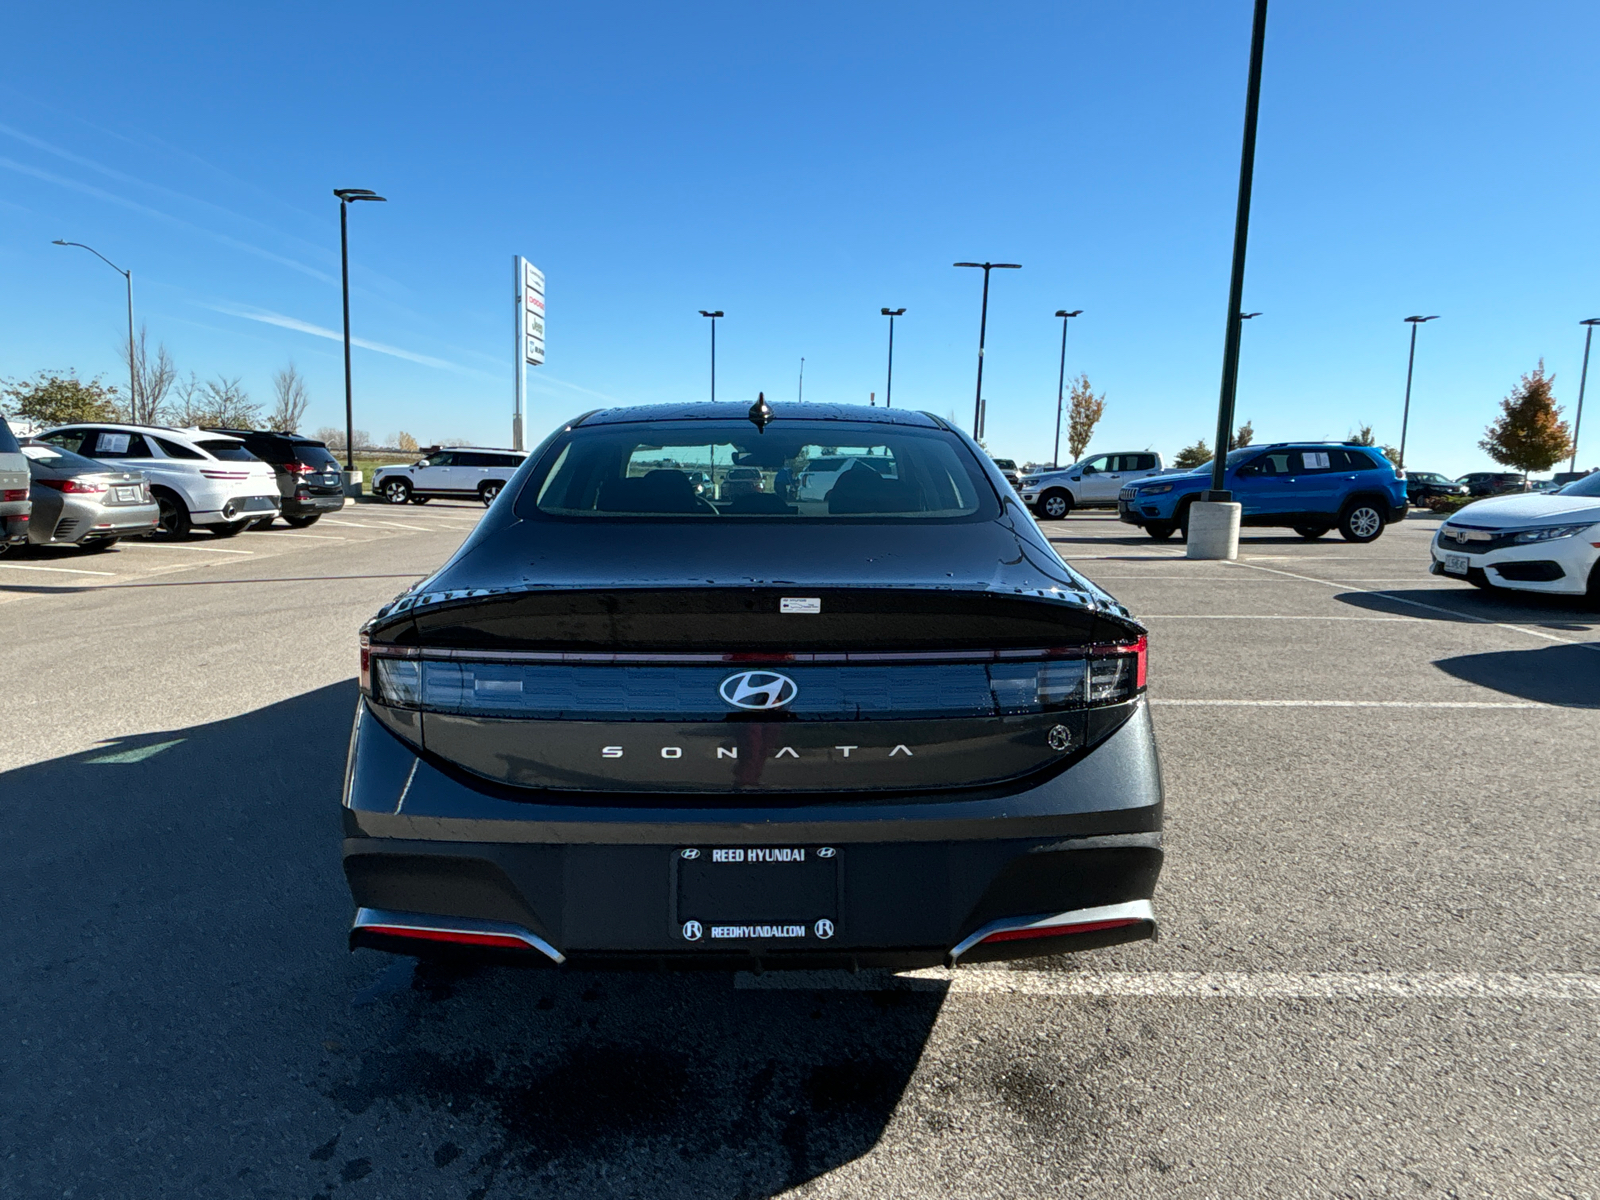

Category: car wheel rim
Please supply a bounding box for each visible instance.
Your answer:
[484,486,500,503]
[1044,497,1066,517]
[385,484,407,503]
[1350,508,1380,537]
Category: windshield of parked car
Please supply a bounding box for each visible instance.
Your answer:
[1557,472,1600,497]
[0,418,20,455]
[195,439,260,463]
[523,421,997,520]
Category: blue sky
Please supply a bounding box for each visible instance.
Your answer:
[2,1,1598,475]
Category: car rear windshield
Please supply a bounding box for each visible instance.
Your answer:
[293,444,340,468]
[21,444,107,473]
[0,418,20,455]
[195,439,259,462]
[521,421,997,520]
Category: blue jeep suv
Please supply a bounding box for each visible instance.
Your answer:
[1117,444,1409,542]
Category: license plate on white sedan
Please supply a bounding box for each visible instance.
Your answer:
[1444,553,1469,575]
[113,486,141,503]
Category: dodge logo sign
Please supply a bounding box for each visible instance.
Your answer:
[719,670,799,710]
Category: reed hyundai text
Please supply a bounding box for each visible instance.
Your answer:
[343,402,1163,969]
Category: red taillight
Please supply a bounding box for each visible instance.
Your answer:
[358,635,371,693]
[980,917,1143,945]
[2,488,27,501]
[361,925,533,951]
[286,461,317,474]
[35,479,107,495]
[1132,634,1147,689]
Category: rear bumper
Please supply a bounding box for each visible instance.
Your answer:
[341,699,1164,968]
[284,490,345,516]
[191,494,281,526]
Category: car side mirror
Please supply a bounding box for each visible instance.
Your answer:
[1237,464,1260,477]
[1080,465,1097,475]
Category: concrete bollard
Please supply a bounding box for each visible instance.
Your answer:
[342,469,365,499]
[1186,500,1241,560]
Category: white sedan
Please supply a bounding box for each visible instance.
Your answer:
[1430,472,1600,598]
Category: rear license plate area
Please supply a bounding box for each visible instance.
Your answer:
[1444,553,1469,575]
[674,847,839,945]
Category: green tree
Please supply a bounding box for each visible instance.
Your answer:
[1065,374,1106,463]
[1,372,121,427]
[1349,423,1376,446]
[1480,361,1573,481]
[1230,420,1254,450]
[1173,439,1212,469]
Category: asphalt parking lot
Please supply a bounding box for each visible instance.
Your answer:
[3,506,1597,1198]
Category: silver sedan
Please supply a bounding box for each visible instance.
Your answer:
[22,442,158,550]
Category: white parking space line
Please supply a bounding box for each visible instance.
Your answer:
[735,969,1600,1000]
[258,532,345,540]
[362,520,435,531]
[116,542,254,556]
[1225,559,1600,652]
[1143,614,1411,621]
[1152,698,1550,709]
[319,520,391,530]
[0,562,117,576]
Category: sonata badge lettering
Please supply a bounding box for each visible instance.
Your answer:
[719,670,799,710]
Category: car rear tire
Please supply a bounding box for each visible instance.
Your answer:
[1145,522,1175,540]
[1038,489,1073,520]
[154,491,191,539]
[381,479,412,504]
[250,516,275,530]
[284,514,321,528]
[1338,502,1386,543]
[479,481,503,506]
[1294,525,1329,539]
[210,520,248,538]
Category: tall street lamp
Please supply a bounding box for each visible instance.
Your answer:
[798,357,805,403]
[1052,309,1083,467]
[334,188,386,479]
[53,240,136,415]
[699,310,723,402]
[1572,318,1600,474]
[954,262,1021,438]
[1397,314,1440,469]
[881,308,905,408]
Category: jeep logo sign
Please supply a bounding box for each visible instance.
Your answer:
[719,671,799,710]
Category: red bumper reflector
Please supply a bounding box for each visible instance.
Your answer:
[361,925,533,951]
[980,917,1143,945]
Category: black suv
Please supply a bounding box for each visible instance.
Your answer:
[1457,472,1528,498]
[203,429,344,527]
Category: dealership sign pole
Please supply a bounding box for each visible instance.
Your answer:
[513,256,545,451]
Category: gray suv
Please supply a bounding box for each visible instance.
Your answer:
[1019,452,1164,519]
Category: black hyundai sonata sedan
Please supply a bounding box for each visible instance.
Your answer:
[343,401,1162,969]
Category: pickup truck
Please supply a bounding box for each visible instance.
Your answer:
[1019,452,1163,519]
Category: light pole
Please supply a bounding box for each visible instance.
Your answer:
[1052,310,1083,467]
[1397,314,1440,470]
[1572,319,1600,474]
[798,356,805,403]
[334,188,386,479]
[954,262,1021,438]
[53,240,136,416]
[1206,0,1269,505]
[881,308,905,408]
[698,311,723,402]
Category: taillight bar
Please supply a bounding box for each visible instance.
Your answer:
[358,640,1148,667]
[36,479,108,495]
[350,907,565,962]
[947,899,1156,964]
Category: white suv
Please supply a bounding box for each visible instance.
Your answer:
[1019,451,1164,519]
[373,447,527,506]
[37,423,280,537]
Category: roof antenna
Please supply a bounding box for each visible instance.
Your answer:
[748,391,773,432]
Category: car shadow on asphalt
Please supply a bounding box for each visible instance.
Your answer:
[1334,586,1600,633]
[0,681,944,1199]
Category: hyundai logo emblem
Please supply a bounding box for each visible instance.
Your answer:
[719,670,799,710]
